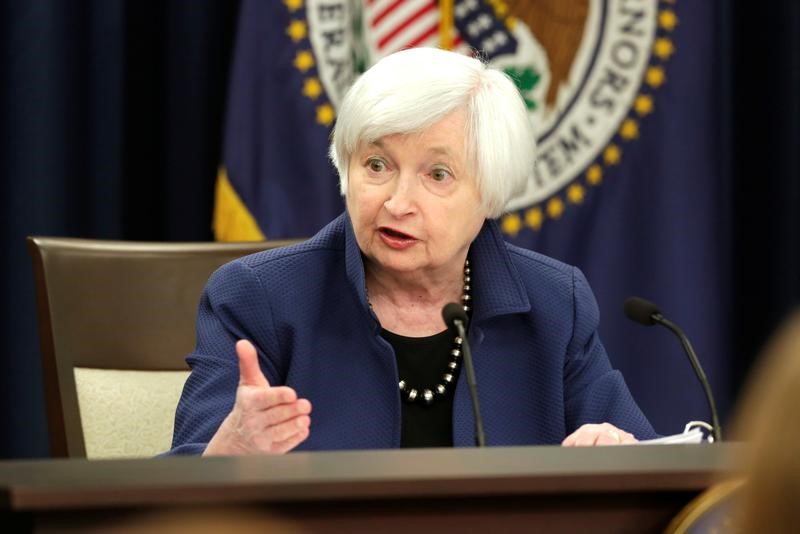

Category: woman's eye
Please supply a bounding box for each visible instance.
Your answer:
[431,168,452,182]
[367,159,386,172]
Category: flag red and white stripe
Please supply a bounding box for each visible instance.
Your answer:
[364,0,468,58]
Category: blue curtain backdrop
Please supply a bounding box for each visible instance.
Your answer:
[0,0,239,458]
[1,0,799,457]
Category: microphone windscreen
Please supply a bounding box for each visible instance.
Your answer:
[442,302,469,330]
[623,296,661,326]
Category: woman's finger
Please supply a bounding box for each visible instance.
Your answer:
[237,385,298,411]
[257,399,313,428]
[269,426,311,454]
[574,429,601,446]
[262,414,311,444]
[562,423,636,447]
[594,431,621,445]
[562,424,596,446]
[236,339,269,388]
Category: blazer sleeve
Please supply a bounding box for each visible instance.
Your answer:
[167,259,283,455]
[562,267,658,439]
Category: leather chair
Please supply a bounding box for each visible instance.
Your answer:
[27,236,299,459]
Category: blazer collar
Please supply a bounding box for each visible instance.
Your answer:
[341,213,531,324]
[342,213,372,321]
[468,218,531,323]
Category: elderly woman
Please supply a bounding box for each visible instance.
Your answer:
[170,47,656,455]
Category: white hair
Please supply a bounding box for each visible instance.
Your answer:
[329,47,535,218]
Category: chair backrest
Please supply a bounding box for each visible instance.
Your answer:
[27,236,300,459]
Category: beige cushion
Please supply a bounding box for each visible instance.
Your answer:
[74,368,190,459]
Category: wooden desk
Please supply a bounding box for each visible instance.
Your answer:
[0,444,736,532]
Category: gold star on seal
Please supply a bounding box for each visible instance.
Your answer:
[619,118,639,141]
[603,144,621,166]
[586,164,603,186]
[302,78,323,100]
[659,9,679,31]
[525,207,543,231]
[486,0,509,18]
[287,20,307,42]
[546,197,564,219]
[501,213,523,236]
[567,184,585,205]
[315,103,335,126]
[505,16,517,32]
[283,0,303,12]
[645,66,666,88]
[653,38,675,60]
[634,94,654,116]
[293,50,315,72]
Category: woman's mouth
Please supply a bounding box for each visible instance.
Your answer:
[378,227,418,249]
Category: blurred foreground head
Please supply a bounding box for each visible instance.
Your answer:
[732,310,800,532]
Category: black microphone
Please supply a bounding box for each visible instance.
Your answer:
[442,303,486,447]
[624,296,722,442]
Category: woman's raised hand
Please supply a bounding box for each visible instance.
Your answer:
[204,340,312,456]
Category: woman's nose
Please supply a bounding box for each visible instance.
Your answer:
[383,174,417,216]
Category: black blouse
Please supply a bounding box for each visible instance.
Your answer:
[381,328,461,448]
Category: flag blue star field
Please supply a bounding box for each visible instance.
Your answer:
[217,0,729,434]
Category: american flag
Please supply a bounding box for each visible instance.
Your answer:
[364,0,468,58]
[364,0,517,61]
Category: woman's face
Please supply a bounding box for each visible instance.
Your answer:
[346,110,488,279]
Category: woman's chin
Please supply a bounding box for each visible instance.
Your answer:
[367,250,427,274]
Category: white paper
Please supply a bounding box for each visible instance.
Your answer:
[636,427,706,445]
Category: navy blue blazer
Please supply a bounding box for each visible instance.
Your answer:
[170,213,656,454]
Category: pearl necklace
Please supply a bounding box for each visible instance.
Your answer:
[367,260,472,405]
